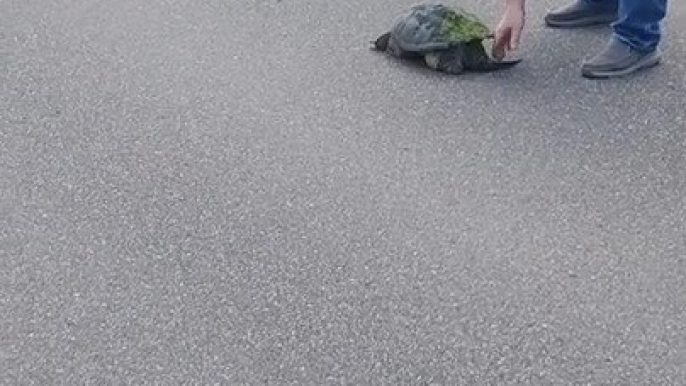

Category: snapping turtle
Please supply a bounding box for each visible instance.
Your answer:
[373,3,521,74]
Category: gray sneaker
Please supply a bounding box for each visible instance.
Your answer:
[544,0,618,28]
[581,37,661,79]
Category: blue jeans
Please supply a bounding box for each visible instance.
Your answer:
[586,0,668,52]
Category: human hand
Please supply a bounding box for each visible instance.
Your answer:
[492,6,525,61]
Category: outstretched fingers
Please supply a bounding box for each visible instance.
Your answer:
[492,28,511,60]
[492,6,525,60]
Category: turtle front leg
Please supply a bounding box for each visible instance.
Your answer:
[424,50,465,75]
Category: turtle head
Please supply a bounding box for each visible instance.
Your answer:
[373,32,391,51]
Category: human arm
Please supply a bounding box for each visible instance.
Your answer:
[492,0,526,60]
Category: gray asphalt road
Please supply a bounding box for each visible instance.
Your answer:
[2,0,685,384]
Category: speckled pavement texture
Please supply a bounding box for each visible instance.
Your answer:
[1,0,685,384]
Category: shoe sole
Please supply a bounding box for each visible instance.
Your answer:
[581,52,662,79]
[545,14,617,28]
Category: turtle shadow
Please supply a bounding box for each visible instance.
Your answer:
[392,56,434,73]
[369,46,438,75]
[369,44,523,80]
[375,52,521,81]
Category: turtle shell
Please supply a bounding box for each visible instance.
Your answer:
[389,3,492,53]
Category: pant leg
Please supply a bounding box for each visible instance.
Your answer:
[582,0,616,4]
[612,0,668,51]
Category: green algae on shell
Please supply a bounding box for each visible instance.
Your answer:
[439,7,492,43]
